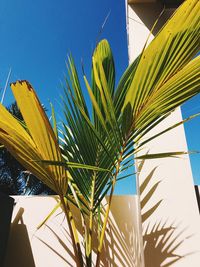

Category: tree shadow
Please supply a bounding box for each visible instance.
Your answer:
[4,207,36,267]
[138,160,162,223]
[99,196,143,267]
[34,196,142,267]
[6,184,195,267]
[36,225,75,267]
[138,159,196,267]
[32,196,80,266]
[143,221,194,267]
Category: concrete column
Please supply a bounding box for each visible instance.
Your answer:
[126,2,200,267]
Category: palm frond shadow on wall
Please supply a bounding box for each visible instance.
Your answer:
[100,196,143,267]
[34,196,143,267]
[138,159,195,267]
[143,221,194,267]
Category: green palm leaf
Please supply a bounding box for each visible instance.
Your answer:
[0,1,199,266]
[61,2,200,265]
[123,0,200,138]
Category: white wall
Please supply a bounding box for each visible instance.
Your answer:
[126,2,200,267]
[5,196,143,267]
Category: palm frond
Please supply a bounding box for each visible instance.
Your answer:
[0,81,68,195]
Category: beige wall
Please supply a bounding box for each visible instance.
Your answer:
[5,196,143,267]
[126,2,200,267]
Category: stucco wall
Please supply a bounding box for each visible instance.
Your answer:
[5,195,143,267]
[126,2,200,267]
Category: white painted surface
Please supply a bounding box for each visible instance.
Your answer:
[127,2,200,267]
[5,196,143,267]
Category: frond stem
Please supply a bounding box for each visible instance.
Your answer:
[59,194,83,267]
[95,142,126,267]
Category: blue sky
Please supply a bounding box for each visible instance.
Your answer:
[0,0,199,194]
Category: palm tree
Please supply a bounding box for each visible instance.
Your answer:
[0,1,199,266]
[60,1,200,266]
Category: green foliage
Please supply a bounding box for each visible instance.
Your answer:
[60,2,200,265]
[0,1,199,266]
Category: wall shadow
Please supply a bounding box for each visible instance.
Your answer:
[143,221,193,267]
[129,3,174,36]
[99,196,142,267]
[36,225,75,267]
[139,164,162,223]
[194,185,200,214]
[33,196,78,266]
[138,159,195,267]
[0,193,14,267]
[7,184,195,267]
[4,207,36,267]
[34,196,142,267]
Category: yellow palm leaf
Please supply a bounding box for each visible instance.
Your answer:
[0,81,68,195]
[124,0,200,116]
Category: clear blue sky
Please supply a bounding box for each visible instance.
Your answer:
[0,0,199,194]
